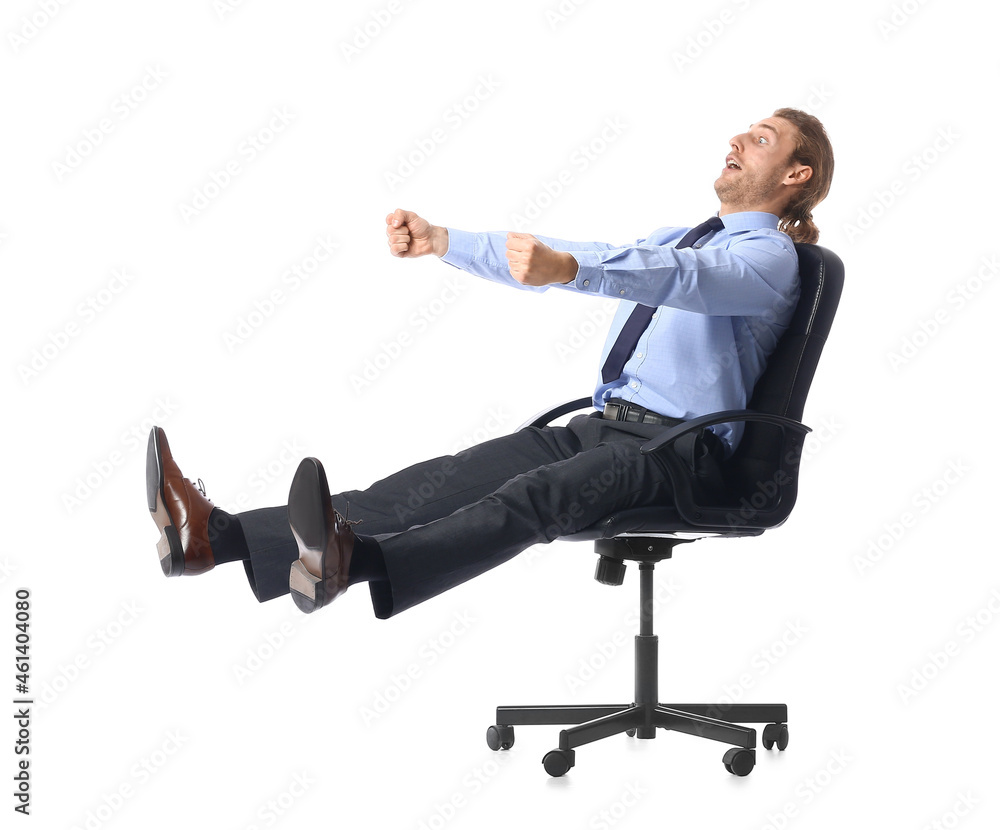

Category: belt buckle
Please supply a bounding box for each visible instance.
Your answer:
[605,402,625,421]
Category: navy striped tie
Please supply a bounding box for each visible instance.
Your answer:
[600,216,725,384]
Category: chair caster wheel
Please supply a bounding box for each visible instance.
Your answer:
[723,748,755,776]
[486,725,514,751]
[542,748,575,777]
[625,728,636,737]
[761,723,789,751]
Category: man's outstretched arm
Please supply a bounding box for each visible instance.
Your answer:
[385,208,618,291]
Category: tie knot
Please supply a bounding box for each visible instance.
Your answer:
[675,216,724,250]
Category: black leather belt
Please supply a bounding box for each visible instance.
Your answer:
[601,399,683,427]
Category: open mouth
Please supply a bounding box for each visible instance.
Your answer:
[725,156,742,171]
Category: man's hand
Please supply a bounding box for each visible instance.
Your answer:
[386,208,448,258]
[505,232,578,286]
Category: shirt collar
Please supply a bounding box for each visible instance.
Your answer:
[717,211,780,233]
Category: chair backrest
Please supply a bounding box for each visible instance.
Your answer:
[725,243,844,521]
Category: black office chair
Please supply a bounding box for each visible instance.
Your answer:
[485,243,844,777]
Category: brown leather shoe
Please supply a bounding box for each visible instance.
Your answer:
[146,427,215,577]
[287,457,354,613]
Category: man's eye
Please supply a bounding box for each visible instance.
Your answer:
[757,136,768,145]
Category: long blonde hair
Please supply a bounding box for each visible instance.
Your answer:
[772,108,834,244]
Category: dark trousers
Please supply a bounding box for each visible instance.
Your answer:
[238,412,681,618]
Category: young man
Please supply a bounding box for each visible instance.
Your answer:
[146,108,834,619]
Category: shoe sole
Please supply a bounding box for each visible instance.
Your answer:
[287,458,331,613]
[289,560,323,613]
[146,428,185,577]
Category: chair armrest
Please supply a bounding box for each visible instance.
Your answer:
[639,409,812,530]
[639,410,811,455]
[518,397,594,430]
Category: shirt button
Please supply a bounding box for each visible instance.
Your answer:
[651,313,658,319]
[636,353,643,358]
[619,289,626,296]
[583,280,590,286]
[630,382,638,389]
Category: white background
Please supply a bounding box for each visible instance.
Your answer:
[3,0,998,827]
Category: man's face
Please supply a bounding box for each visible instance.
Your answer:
[714,116,800,213]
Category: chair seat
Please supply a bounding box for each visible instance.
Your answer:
[563,505,766,542]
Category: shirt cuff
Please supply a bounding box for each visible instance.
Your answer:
[440,227,475,269]
[572,250,606,295]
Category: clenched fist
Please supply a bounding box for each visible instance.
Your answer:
[386,208,449,258]
[505,232,578,286]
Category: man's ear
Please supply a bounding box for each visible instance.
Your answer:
[785,164,813,187]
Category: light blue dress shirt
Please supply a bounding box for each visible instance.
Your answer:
[441,211,800,454]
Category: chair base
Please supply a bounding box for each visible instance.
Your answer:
[489,701,788,777]
[486,551,789,777]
